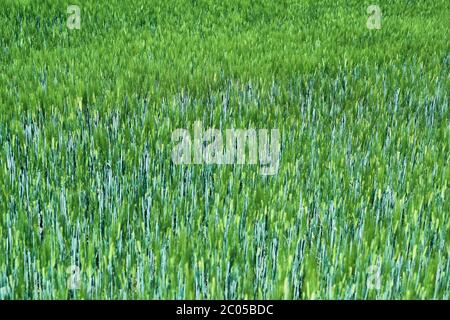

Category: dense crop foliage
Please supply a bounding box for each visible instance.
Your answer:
[0,0,449,299]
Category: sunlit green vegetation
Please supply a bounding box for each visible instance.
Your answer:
[0,0,448,299]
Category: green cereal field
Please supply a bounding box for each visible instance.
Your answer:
[0,0,449,299]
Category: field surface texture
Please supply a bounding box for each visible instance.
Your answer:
[0,0,449,299]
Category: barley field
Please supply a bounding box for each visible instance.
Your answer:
[0,0,449,299]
